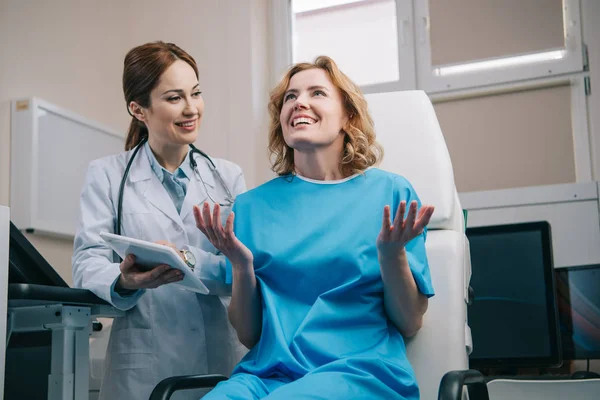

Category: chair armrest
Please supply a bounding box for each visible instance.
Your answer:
[438,369,489,400]
[149,374,228,400]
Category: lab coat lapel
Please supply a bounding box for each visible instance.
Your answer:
[180,174,204,223]
[136,146,184,229]
[179,152,216,222]
[145,175,183,228]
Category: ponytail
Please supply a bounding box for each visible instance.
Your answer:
[124,117,148,151]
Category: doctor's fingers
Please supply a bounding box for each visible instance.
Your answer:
[144,266,183,289]
[119,254,140,273]
[122,264,170,286]
[154,240,178,250]
[151,268,184,288]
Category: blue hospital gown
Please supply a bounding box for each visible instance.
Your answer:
[203,168,434,400]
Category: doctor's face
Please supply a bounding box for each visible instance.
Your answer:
[279,68,348,152]
[142,60,204,147]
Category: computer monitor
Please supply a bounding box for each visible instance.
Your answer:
[466,221,561,368]
[554,265,600,360]
[8,221,68,287]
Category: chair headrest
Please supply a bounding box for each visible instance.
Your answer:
[365,90,459,231]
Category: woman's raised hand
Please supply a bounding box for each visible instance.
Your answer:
[376,200,434,260]
[193,202,253,267]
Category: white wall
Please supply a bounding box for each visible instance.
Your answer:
[0,0,271,283]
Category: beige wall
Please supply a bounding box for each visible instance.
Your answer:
[434,85,576,193]
[429,0,564,66]
[0,0,271,283]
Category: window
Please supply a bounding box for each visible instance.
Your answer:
[281,0,584,93]
[290,0,417,91]
[271,0,591,191]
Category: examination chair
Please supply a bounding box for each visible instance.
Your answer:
[149,91,488,400]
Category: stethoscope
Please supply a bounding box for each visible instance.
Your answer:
[116,137,235,235]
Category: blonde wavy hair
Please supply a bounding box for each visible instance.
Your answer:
[268,56,384,177]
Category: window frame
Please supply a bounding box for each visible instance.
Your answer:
[414,0,585,93]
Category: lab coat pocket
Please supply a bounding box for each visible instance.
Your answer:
[110,328,153,370]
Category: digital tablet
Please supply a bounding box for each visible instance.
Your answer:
[99,232,209,294]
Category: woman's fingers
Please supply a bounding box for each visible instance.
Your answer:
[194,202,238,255]
[380,205,392,240]
[193,205,207,235]
[212,204,226,246]
[201,202,219,242]
[381,201,434,245]
[414,205,434,234]
[404,201,417,229]
[392,201,406,234]
[225,212,235,240]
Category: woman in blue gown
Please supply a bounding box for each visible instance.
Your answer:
[193,56,435,399]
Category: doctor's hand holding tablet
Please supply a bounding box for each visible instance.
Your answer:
[114,239,184,291]
[99,232,210,294]
[117,253,182,290]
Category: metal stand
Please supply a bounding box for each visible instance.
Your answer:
[7,303,120,400]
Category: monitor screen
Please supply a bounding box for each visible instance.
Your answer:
[9,221,68,287]
[466,221,561,368]
[554,265,600,360]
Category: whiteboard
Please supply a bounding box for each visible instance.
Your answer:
[10,98,124,237]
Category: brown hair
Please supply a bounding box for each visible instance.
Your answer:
[123,41,198,150]
[267,55,383,177]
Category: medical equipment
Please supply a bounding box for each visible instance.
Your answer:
[4,218,122,400]
[554,265,600,361]
[116,137,235,235]
[466,221,561,369]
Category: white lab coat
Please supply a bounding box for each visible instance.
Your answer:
[72,145,247,400]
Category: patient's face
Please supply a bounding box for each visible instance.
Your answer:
[279,68,348,152]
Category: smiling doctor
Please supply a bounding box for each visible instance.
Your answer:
[72,41,246,400]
